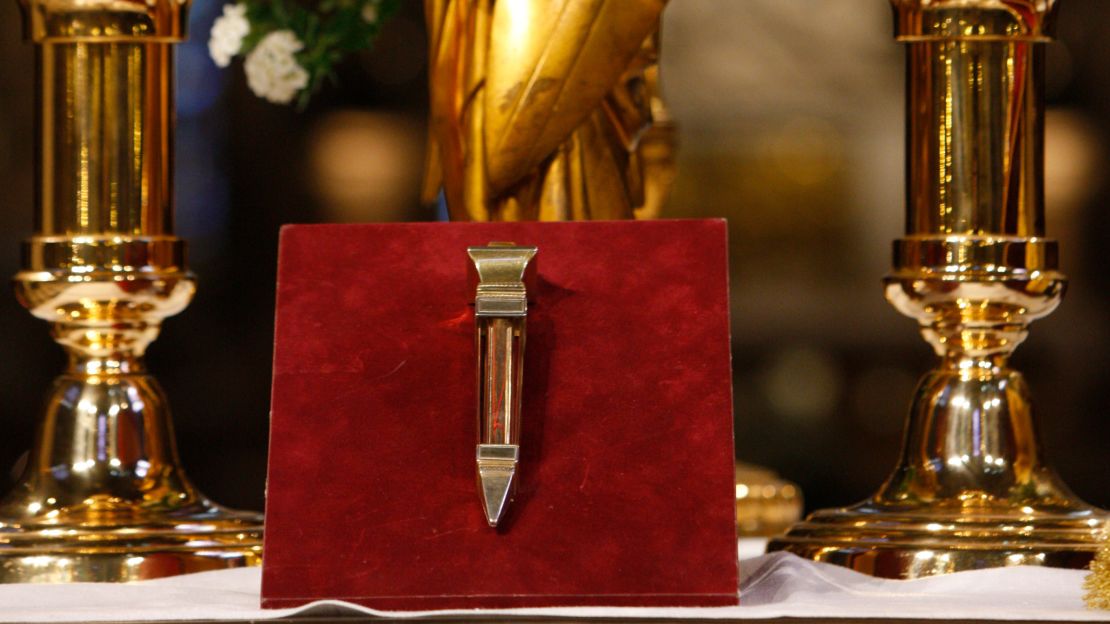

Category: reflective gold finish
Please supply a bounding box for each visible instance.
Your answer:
[469,244,537,527]
[1,0,262,582]
[18,0,189,42]
[768,0,1108,578]
[634,61,678,222]
[424,1,800,535]
[734,462,803,539]
[1085,537,1110,610]
[423,0,669,221]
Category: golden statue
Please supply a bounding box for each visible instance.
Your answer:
[422,0,672,221]
[423,0,803,538]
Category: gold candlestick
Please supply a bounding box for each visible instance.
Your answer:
[1,0,262,582]
[768,0,1108,578]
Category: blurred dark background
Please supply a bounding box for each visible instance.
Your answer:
[0,0,1107,516]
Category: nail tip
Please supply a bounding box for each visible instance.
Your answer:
[478,463,516,528]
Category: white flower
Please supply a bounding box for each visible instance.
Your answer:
[244,30,310,105]
[208,3,250,68]
[361,1,379,23]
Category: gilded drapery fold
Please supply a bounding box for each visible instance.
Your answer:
[423,0,669,221]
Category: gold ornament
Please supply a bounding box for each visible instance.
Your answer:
[422,0,802,538]
[1085,530,1110,610]
[422,0,672,221]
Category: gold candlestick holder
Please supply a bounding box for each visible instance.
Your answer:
[0,0,262,582]
[768,0,1107,578]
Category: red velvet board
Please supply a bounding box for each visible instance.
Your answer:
[262,220,738,610]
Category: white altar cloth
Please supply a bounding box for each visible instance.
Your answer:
[2,546,1107,622]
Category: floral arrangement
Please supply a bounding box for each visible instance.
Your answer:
[209,0,398,107]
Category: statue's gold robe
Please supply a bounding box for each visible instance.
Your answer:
[422,0,669,221]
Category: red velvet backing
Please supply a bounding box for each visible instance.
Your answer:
[262,220,738,609]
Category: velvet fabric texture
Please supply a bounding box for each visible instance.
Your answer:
[262,220,738,609]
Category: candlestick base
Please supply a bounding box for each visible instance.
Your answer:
[768,364,1108,578]
[0,503,262,583]
[766,499,1103,578]
[0,315,263,582]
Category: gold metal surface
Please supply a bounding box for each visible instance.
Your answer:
[1,0,262,582]
[422,0,670,221]
[17,0,189,43]
[424,1,799,536]
[634,60,678,222]
[468,244,537,528]
[767,0,1108,578]
[734,462,803,539]
[1085,535,1110,609]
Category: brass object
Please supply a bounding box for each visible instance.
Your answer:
[422,0,670,221]
[423,1,799,535]
[634,62,678,222]
[1085,530,1110,610]
[468,243,538,527]
[734,462,803,538]
[1,0,262,582]
[768,0,1108,578]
